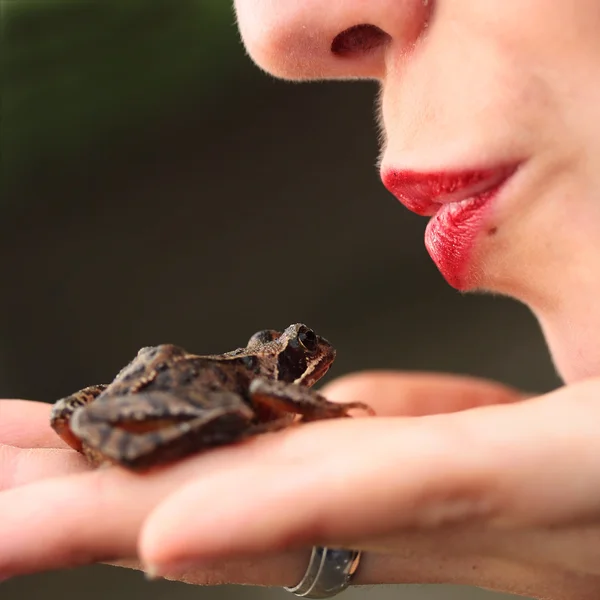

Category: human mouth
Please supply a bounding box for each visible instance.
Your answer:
[381,165,518,289]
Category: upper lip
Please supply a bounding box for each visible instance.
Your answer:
[381,165,518,216]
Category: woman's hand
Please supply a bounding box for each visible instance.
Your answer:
[137,374,600,599]
[3,373,600,599]
[0,398,312,586]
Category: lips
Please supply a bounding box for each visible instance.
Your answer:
[381,165,517,289]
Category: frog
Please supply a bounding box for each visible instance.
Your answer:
[50,323,375,471]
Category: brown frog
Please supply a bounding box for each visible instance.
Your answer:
[50,323,374,471]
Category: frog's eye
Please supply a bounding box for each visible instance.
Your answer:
[297,326,318,352]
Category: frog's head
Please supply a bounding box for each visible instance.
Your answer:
[246,323,336,387]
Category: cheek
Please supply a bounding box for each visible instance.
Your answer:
[465,157,600,304]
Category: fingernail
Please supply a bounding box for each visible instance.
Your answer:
[143,560,198,581]
[144,564,162,581]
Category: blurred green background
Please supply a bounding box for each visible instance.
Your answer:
[1,1,560,599]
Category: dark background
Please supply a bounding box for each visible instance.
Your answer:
[1,2,559,599]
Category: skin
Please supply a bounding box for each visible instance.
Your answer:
[3,1,600,598]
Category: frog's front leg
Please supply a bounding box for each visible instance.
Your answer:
[248,378,375,423]
[50,384,109,452]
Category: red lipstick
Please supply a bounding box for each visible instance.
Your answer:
[382,166,516,289]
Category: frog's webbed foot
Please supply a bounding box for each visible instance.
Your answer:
[50,384,109,451]
[70,390,255,470]
[248,378,375,424]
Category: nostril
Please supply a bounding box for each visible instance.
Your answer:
[331,24,390,57]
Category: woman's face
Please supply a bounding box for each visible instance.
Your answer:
[233,0,600,383]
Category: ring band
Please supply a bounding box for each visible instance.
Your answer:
[284,547,362,598]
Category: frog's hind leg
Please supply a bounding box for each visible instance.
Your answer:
[248,378,375,423]
[50,384,109,451]
[70,390,256,471]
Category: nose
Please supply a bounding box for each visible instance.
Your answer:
[234,0,431,80]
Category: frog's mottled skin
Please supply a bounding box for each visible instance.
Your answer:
[50,324,374,471]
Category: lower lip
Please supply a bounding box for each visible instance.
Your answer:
[425,186,500,290]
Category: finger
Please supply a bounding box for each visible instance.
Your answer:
[0,469,159,577]
[139,380,600,567]
[148,535,600,597]
[142,417,482,564]
[321,371,524,417]
[0,434,310,578]
[151,551,312,587]
[0,400,69,449]
[0,444,89,491]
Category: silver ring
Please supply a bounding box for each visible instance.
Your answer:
[284,547,362,598]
